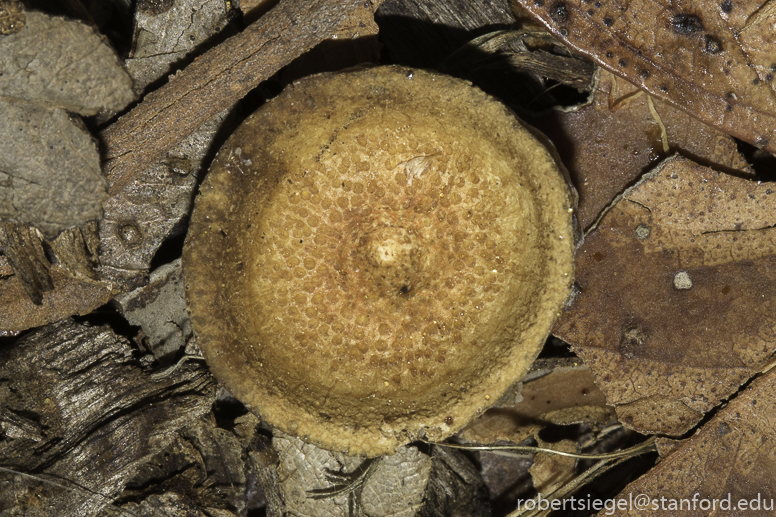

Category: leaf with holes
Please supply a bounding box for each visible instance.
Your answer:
[554,155,776,435]
[609,366,776,515]
[527,70,752,230]
[512,0,776,153]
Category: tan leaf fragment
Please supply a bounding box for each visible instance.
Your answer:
[0,10,134,114]
[604,367,776,516]
[529,439,578,496]
[554,155,776,435]
[461,362,615,445]
[513,0,776,154]
[528,70,753,230]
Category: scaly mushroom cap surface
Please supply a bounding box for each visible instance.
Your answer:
[183,66,574,457]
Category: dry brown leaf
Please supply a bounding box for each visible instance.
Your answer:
[555,155,776,435]
[0,10,134,114]
[529,439,578,496]
[604,366,776,516]
[529,70,752,230]
[461,363,614,444]
[512,0,776,154]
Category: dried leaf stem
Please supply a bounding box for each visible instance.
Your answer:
[429,435,657,461]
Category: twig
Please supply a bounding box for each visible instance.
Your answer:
[427,435,657,461]
[101,0,365,196]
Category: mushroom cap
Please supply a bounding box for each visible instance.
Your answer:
[183,66,574,457]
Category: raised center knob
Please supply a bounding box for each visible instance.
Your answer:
[360,226,424,295]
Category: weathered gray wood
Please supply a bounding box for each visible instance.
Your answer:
[0,319,217,516]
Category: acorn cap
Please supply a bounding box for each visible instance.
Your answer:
[183,66,574,457]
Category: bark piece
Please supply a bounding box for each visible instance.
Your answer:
[126,0,237,95]
[0,100,106,238]
[513,0,776,154]
[0,10,134,114]
[605,367,776,516]
[528,70,753,230]
[279,0,382,83]
[0,319,217,516]
[554,156,776,435]
[0,222,112,331]
[420,445,491,517]
[119,420,247,516]
[97,113,215,287]
[0,222,52,304]
[102,0,368,196]
[115,258,191,363]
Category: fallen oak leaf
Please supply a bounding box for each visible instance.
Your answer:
[461,361,615,446]
[527,70,753,230]
[604,365,776,516]
[554,155,776,435]
[512,0,776,154]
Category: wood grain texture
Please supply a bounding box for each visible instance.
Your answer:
[101,0,366,195]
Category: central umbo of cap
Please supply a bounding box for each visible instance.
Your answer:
[183,66,574,457]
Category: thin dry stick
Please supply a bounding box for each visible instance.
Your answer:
[0,466,140,517]
[430,436,657,461]
[101,0,364,196]
[432,436,658,517]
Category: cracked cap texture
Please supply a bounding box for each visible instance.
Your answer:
[183,66,574,456]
